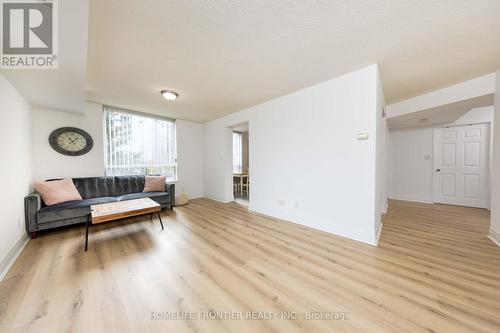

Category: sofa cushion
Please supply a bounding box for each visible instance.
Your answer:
[34,179,83,206]
[117,192,170,204]
[73,177,116,199]
[38,197,118,224]
[143,175,166,192]
[115,176,145,196]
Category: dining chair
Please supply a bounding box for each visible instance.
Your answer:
[241,171,249,194]
[233,176,240,194]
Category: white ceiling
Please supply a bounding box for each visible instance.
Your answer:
[4,1,498,122]
[1,0,89,114]
[387,94,494,130]
[87,0,500,123]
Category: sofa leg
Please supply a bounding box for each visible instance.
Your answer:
[30,231,38,239]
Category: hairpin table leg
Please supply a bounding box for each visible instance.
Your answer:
[157,211,164,230]
[85,213,90,251]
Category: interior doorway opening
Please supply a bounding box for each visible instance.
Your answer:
[231,122,249,205]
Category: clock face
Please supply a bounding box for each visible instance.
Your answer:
[57,132,87,152]
[49,127,93,156]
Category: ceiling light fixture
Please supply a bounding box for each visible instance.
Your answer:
[418,118,428,123]
[161,90,179,101]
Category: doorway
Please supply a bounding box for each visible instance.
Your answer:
[232,123,249,205]
[432,123,490,208]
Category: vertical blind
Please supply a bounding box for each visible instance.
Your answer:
[233,131,243,174]
[104,105,177,180]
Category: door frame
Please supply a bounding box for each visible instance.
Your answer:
[226,121,251,206]
[431,122,491,209]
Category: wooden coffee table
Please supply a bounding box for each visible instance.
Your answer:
[84,198,164,251]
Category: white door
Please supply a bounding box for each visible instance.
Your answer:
[433,124,489,208]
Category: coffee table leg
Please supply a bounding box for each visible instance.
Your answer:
[85,213,90,251]
[157,211,164,230]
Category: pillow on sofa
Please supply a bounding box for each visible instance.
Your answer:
[143,175,166,192]
[34,178,83,206]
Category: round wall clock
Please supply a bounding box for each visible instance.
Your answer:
[49,127,93,156]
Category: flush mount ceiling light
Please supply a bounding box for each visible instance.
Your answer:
[418,118,428,124]
[161,90,179,101]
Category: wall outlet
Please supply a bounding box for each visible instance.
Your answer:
[17,217,21,229]
[278,199,286,206]
[294,201,299,208]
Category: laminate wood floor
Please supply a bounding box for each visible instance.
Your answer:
[0,199,499,332]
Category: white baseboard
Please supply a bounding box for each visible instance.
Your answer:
[488,228,500,247]
[389,194,434,204]
[203,197,381,246]
[0,234,29,281]
[375,222,383,246]
[187,193,204,200]
[382,202,389,214]
[249,203,378,246]
[203,194,232,204]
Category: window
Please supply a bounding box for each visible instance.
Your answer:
[233,131,243,174]
[104,105,177,181]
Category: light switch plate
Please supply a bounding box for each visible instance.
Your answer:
[357,133,369,140]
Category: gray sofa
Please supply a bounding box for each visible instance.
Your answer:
[25,175,175,238]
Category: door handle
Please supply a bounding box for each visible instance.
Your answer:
[436,169,441,172]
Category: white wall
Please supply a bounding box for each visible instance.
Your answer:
[490,70,500,242]
[241,131,249,172]
[453,106,494,125]
[204,65,382,245]
[0,74,33,278]
[31,103,204,198]
[389,106,494,204]
[176,120,204,198]
[32,102,105,180]
[389,127,434,203]
[375,69,387,238]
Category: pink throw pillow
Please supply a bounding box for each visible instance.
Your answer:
[34,179,83,206]
[143,175,166,192]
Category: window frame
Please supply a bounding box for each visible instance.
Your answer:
[233,131,243,174]
[102,105,178,181]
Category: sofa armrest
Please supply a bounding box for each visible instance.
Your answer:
[166,183,175,208]
[24,192,41,233]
